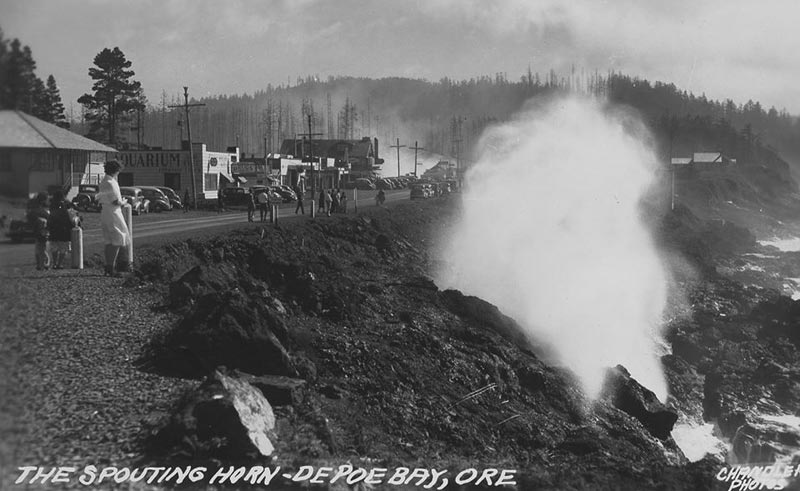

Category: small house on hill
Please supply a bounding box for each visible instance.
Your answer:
[670,152,736,174]
[0,110,117,198]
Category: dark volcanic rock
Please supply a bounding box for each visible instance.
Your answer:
[235,372,307,406]
[139,290,292,378]
[600,365,678,439]
[440,289,532,351]
[150,370,276,461]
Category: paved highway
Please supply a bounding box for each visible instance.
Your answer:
[0,189,409,271]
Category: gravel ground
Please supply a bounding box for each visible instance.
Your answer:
[0,267,196,490]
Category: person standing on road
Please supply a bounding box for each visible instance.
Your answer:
[247,191,255,222]
[217,188,224,213]
[324,189,333,217]
[183,189,190,213]
[257,188,269,222]
[318,188,325,215]
[294,183,304,215]
[376,188,386,207]
[339,190,347,214]
[48,190,76,269]
[331,189,340,214]
[30,192,51,270]
[97,160,131,277]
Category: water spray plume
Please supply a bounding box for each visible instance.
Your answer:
[438,97,668,401]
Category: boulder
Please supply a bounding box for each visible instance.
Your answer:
[140,290,293,378]
[235,372,307,406]
[150,370,277,460]
[600,365,678,440]
[440,289,532,351]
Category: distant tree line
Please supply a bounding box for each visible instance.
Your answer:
[2,23,795,176]
[123,71,797,180]
[0,28,68,127]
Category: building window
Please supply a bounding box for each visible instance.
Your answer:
[209,157,218,167]
[204,173,218,191]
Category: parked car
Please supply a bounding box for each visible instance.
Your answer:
[221,187,251,206]
[156,186,183,209]
[270,186,296,203]
[119,186,149,215]
[410,183,433,199]
[7,194,81,243]
[249,186,283,203]
[72,184,102,212]
[354,178,376,191]
[139,186,172,212]
[277,185,298,201]
[376,179,393,190]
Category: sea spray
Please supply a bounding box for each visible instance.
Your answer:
[437,97,669,400]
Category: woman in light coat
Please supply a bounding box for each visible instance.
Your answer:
[97,160,130,276]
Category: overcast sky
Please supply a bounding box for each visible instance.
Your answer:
[3,0,799,114]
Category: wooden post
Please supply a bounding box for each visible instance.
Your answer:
[390,138,405,177]
[123,203,133,265]
[70,226,83,269]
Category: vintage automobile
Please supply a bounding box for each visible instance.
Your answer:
[221,187,251,206]
[139,186,173,212]
[72,184,102,212]
[250,186,284,203]
[156,186,183,209]
[354,178,376,191]
[119,186,150,215]
[270,185,296,203]
[376,179,394,190]
[7,195,81,243]
[410,183,433,199]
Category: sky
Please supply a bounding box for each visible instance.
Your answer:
[2,0,800,115]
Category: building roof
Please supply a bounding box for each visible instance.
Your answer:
[278,137,375,160]
[0,110,117,152]
[693,152,723,163]
[671,157,692,165]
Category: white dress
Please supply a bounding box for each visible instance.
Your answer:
[98,175,130,246]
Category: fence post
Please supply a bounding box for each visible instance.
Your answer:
[70,226,83,269]
[123,203,133,266]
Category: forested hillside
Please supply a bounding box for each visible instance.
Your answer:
[71,70,799,186]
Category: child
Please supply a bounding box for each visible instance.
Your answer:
[30,192,51,270]
[48,191,77,269]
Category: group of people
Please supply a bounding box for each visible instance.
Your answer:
[247,187,275,223]
[318,188,348,217]
[28,189,80,270]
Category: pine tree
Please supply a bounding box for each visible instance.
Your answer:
[43,75,69,127]
[0,36,45,113]
[77,47,144,146]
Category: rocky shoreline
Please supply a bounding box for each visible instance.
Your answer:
[2,196,798,490]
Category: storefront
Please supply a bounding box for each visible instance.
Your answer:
[116,143,239,201]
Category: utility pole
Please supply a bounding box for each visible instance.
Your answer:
[169,87,205,210]
[298,112,323,198]
[410,141,424,178]
[390,138,405,177]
